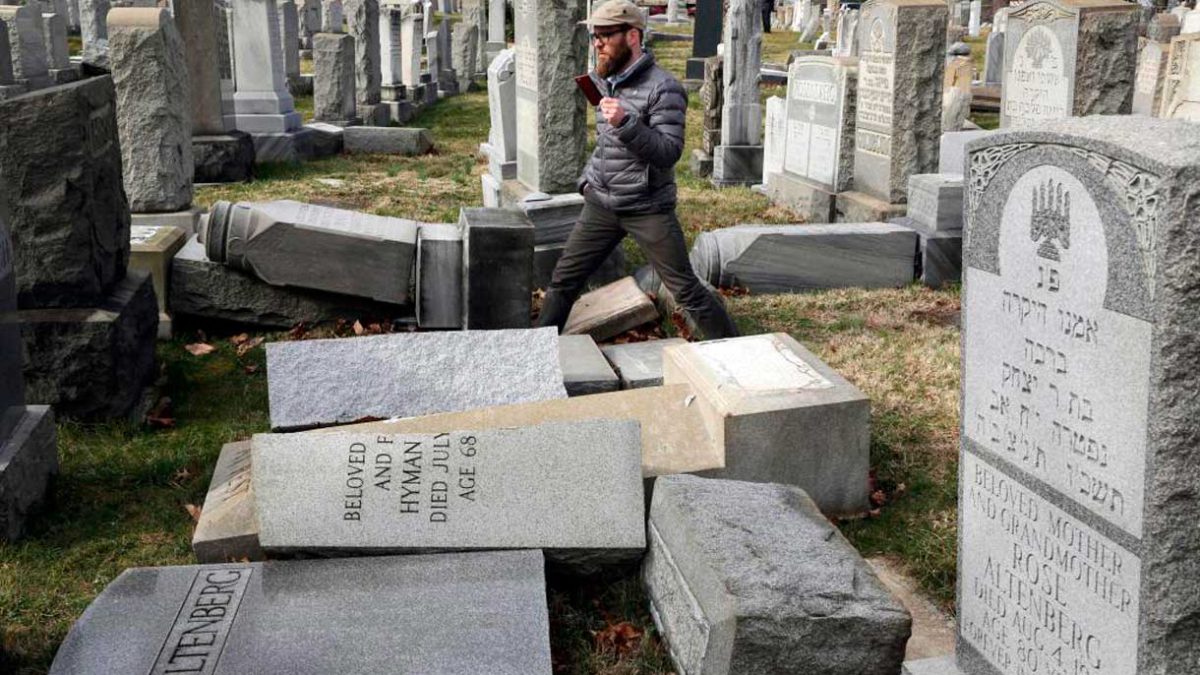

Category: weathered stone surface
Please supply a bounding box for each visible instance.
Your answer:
[193,132,257,183]
[108,8,194,213]
[558,334,619,396]
[278,0,301,89]
[78,0,108,66]
[664,333,871,515]
[128,225,186,334]
[50,551,554,674]
[563,276,659,342]
[781,55,856,197]
[175,0,227,134]
[484,47,516,174]
[644,475,911,675]
[451,21,477,84]
[40,12,69,70]
[193,440,263,563]
[852,0,947,204]
[958,117,1200,675]
[0,5,49,85]
[1000,0,1138,127]
[254,421,644,568]
[719,0,762,147]
[414,222,461,329]
[461,207,534,329]
[312,31,357,123]
[601,338,687,389]
[266,328,567,430]
[1134,37,1169,116]
[0,198,21,410]
[171,235,403,328]
[0,76,130,309]
[0,405,57,542]
[906,173,963,232]
[835,189,907,223]
[513,0,587,194]
[232,0,302,133]
[342,125,432,154]
[18,270,158,420]
[690,223,918,293]
[1158,33,1200,118]
[343,0,380,113]
[1147,11,1181,42]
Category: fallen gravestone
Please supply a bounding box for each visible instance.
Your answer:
[50,551,553,674]
[558,334,619,396]
[460,207,534,329]
[192,441,262,563]
[644,475,911,675]
[265,328,567,430]
[562,276,659,341]
[252,420,645,568]
[601,338,688,389]
[414,222,462,329]
[342,126,433,154]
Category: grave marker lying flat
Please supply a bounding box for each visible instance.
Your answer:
[563,276,659,342]
[266,328,567,431]
[50,551,552,674]
[601,338,687,390]
[558,335,619,396]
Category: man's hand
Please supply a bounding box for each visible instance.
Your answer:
[599,97,627,127]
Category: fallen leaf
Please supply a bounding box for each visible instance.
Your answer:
[288,322,309,340]
[184,503,202,523]
[184,342,216,356]
[353,320,365,335]
[235,336,264,357]
[593,621,643,657]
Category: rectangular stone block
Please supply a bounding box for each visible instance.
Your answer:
[644,475,911,675]
[601,338,687,389]
[192,440,263,563]
[918,228,961,289]
[49,551,553,674]
[903,656,962,674]
[461,207,534,329]
[266,327,567,431]
[252,420,645,568]
[128,224,186,318]
[0,405,57,542]
[906,173,964,232]
[497,182,585,245]
[563,276,659,342]
[835,190,907,224]
[689,223,918,293]
[663,333,871,516]
[783,56,857,193]
[711,144,764,187]
[558,334,619,396]
[342,126,432,154]
[768,172,836,223]
[312,31,358,124]
[938,130,990,174]
[415,222,462,329]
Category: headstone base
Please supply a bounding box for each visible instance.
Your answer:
[499,180,585,245]
[686,56,707,80]
[385,99,418,124]
[234,111,303,134]
[769,172,836,223]
[49,67,80,85]
[902,656,962,675]
[0,405,58,543]
[357,101,391,127]
[305,122,345,157]
[835,190,906,224]
[342,126,432,154]
[711,144,764,187]
[689,148,713,177]
[192,132,257,184]
[129,207,203,236]
[18,271,159,421]
[251,126,320,164]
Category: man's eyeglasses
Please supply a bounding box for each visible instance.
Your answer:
[591,28,628,44]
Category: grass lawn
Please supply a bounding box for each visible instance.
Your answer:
[0,27,962,674]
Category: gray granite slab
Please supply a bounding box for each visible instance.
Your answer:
[937,129,990,175]
[252,420,645,567]
[311,32,358,124]
[557,334,619,396]
[0,196,21,410]
[906,173,964,232]
[644,475,911,675]
[460,207,534,329]
[0,405,57,542]
[50,551,552,674]
[415,222,462,329]
[266,327,567,430]
[600,338,687,389]
[342,126,432,154]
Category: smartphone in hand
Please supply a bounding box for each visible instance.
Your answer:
[575,74,603,106]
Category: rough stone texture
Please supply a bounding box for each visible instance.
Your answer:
[193,132,257,183]
[563,276,659,342]
[558,334,619,396]
[644,475,911,675]
[867,556,955,661]
[0,405,57,543]
[1134,37,1169,117]
[461,207,534,329]
[0,76,131,309]
[851,0,946,204]
[254,422,644,570]
[414,222,461,329]
[663,333,871,516]
[19,270,158,420]
[906,173,963,232]
[78,0,108,66]
[513,0,587,194]
[108,8,194,213]
[322,0,342,31]
[266,327,567,430]
[171,235,404,328]
[1147,12,1181,42]
[719,0,762,146]
[835,189,908,223]
[175,0,228,134]
[192,440,263,563]
[690,223,917,293]
[451,21,477,84]
[601,338,687,389]
[461,0,485,73]
[49,551,553,674]
[0,5,49,84]
[41,12,69,70]
[699,55,723,156]
[312,31,358,123]
[342,125,432,153]
[343,0,380,114]
[958,117,1200,675]
[0,198,21,410]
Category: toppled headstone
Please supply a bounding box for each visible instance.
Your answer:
[415,223,462,329]
[461,207,534,329]
[50,551,553,674]
[664,333,870,515]
[689,223,918,293]
[644,475,911,675]
[600,338,687,389]
[265,328,568,430]
[558,334,619,396]
[342,126,432,154]
[563,276,659,342]
[128,224,187,339]
[192,440,263,563]
[203,200,418,305]
[253,421,645,568]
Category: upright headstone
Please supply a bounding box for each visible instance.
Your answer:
[711,0,764,187]
[78,0,108,66]
[486,0,504,58]
[967,0,980,35]
[982,25,1005,86]
[301,0,321,42]
[0,199,21,411]
[1158,32,1200,119]
[761,96,786,187]
[957,115,1200,675]
[312,31,359,123]
[278,0,302,90]
[0,22,22,101]
[845,0,945,218]
[0,5,50,88]
[513,0,587,194]
[232,0,302,133]
[1134,36,1170,116]
[1000,0,1138,128]
[40,12,68,70]
[175,0,229,135]
[462,0,485,74]
[379,1,404,98]
[400,0,422,86]
[452,22,478,87]
[482,47,516,180]
[687,0,722,80]
[344,0,385,124]
[322,0,342,29]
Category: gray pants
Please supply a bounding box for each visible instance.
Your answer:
[536,201,739,339]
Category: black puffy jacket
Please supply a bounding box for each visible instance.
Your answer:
[579,52,687,215]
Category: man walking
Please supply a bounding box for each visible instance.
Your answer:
[536,0,739,340]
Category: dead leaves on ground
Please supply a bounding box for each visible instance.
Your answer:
[592,621,644,659]
[184,342,215,357]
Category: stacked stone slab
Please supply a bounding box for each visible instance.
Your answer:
[480,47,515,205]
[50,552,554,673]
[645,475,911,675]
[1000,0,1138,127]
[312,31,359,124]
[711,0,764,187]
[78,0,107,66]
[839,0,946,223]
[0,76,158,420]
[896,173,964,288]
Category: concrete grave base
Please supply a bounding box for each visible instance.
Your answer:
[17,271,158,421]
[499,180,585,245]
[919,229,962,289]
[304,123,345,157]
[342,126,433,155]
[251,126,317,163]
[769,172,837,223]
[129,207,203,236]
[835,190,906,224]
[711,144,764,187]
[192,132,256,184]
[0,405,58,543]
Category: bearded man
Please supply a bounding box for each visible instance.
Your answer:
[535,0,740,340]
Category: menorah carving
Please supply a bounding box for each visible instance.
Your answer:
[1031,178,1071,261]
